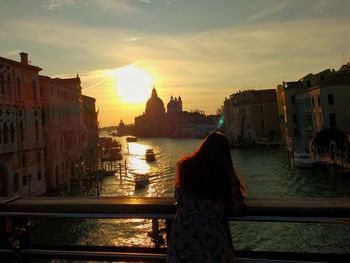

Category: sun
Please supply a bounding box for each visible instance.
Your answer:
[111,65,154,103]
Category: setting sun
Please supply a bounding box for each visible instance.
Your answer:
[111,65,154,103]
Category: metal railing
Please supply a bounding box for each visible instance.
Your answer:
[1,197,350,262]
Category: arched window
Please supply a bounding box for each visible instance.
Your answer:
[19,121,24,142]
[16,77,21,98]
[10,122,15,143]
[3,123,9,144]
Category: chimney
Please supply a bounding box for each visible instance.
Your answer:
[19,52,28,65]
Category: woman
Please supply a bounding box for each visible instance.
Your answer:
[167,132,246,263]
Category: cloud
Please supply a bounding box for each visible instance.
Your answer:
[42,0,78,10]
[2,13,349,124]
[244,0,292,23]
[41,0,140,13]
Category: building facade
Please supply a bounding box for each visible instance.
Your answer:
[224,89,279,143]
[0,53,46,197]
[277,62,350,152]
[40,75,86,189]
[82,95,99,173]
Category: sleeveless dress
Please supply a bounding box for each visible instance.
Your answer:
[167,187,236,263]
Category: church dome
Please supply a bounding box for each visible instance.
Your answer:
[145,88,165,115]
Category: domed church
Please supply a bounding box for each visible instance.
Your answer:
[145,88,165,115]
[135,87,183,137]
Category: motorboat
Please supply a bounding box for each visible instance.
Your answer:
[134,174,150,189]
[145,148,156,162]
[294,152,317,168]
[126,136,137,142]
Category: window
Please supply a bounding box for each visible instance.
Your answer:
[261,120,265,129]
[330,113,336,127]
[6,75,12,96]
[21,154,27,168]
[311,97,315,108]
[317,95,321,107]
[294,128,298,135]
[19,121,24,142]
[328,94,334,105]
[0,74,4,95]
[40,85,43,98]
[306,80,311,87]
[13,173,19,192]
[35,121,39,140]
[16,77,21,98]
[22,176,27,186]
[291,96,295,104]
[10,123,15,143]
[37,152,41,164]
[292,114,297,123]
[3,123,9,144]
[37,171,42,181]
[33,80,37,100]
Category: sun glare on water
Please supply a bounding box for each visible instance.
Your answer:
[109,65,154,103]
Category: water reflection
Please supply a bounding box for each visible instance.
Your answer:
[126,142,151,175]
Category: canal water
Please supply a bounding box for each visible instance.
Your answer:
[31,136,350,256]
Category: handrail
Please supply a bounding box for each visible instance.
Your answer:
[1,197,350,219]
[1,196,350,262]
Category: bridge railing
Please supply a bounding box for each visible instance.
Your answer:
[1,196,350,262]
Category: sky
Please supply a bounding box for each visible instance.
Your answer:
[1,0,350,126]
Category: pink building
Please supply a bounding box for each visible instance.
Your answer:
[40,75,86,189]
[0,53,46,197]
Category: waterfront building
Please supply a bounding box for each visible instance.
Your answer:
[223,89,280,144]
[135,87,217,137]
[277,61,350,152]
[39,75,86,189]
[0,53,46,197]
[82,95,99,173]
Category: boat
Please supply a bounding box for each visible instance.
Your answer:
[126,136,137,142]
[145,149,156,162]
[294,151,317,168]
[134,174,150,189]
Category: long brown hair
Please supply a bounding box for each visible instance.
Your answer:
[175,132,245,201]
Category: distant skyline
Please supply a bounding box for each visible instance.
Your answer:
[1,0,350,126]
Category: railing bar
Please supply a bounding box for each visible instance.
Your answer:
[0,249,331,263]
[0,212,174,219]
[1,212,349,224]
[231,216,350,224]
[0,248,166,259]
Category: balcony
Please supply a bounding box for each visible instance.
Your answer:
[20,139,45,150]
[0,143,17,153]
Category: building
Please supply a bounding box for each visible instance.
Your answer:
[82,95,99,173]
[224,89,279,143]
[135,87,217,138]
[39,75,86,190]
[0,53,46,197]
[277,62,350,152]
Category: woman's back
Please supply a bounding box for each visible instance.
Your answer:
[167,186,236,263]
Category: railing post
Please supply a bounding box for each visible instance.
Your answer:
[165,218,173,245]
